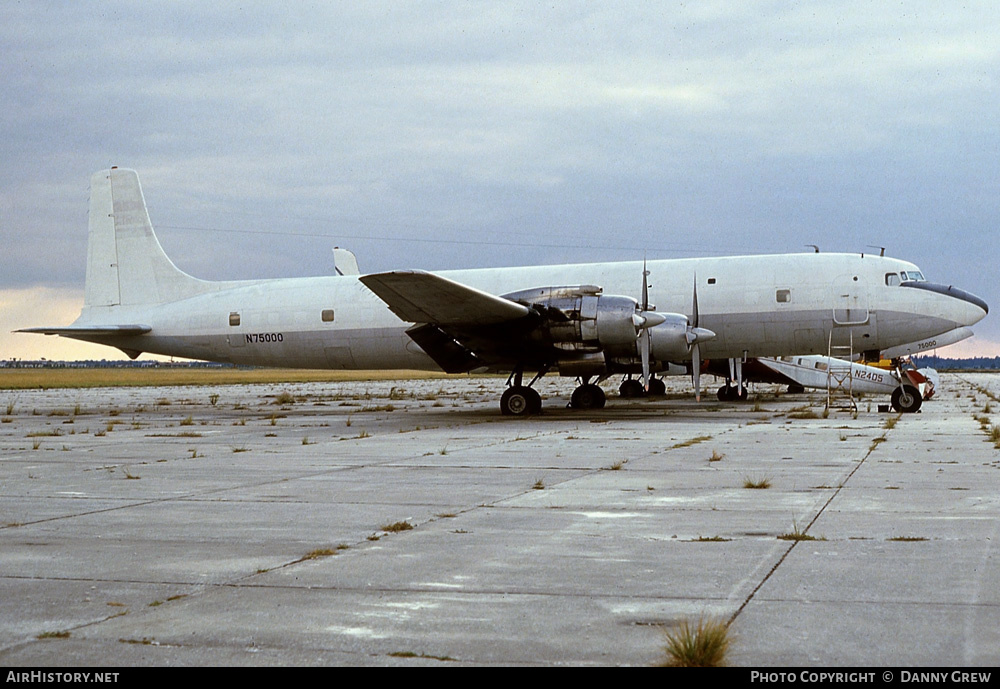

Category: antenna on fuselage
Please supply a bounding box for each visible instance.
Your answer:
[806,245,820,253]
[867,245,886,257]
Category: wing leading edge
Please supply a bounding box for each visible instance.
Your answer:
[359,270,530,325]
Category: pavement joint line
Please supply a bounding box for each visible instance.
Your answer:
[727,411,899,626]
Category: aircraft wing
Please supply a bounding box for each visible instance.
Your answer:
[360,270,531,325]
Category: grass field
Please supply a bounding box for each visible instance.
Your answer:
[0,367,458,390]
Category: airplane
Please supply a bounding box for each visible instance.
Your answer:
[707,354,937,412]
[18,168,989,416]
[704,326,973,412]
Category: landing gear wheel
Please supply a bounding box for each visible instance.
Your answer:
[786,384,805,394]
[717,385,748,401]
[619,379,645,398]
[500,386,541,416]
[647,378,666,396]
[891,385,922,413]
[571,383,606,410]
[526,387,542,414]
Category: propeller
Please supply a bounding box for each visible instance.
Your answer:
[639,260,652,390]
[633,264,714,400]
[691,274,701,401]
[633,260,668,390]
[686,274,716,402]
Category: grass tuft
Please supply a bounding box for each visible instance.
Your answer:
[381,521,414,533]
[274,391,295,406]
[671,435,713,449]
[742,475,772,489]
[989,425,1000,445]
[659,617,731,667]
[36,630,71,640]
[777,524,822,541]
[301,548,338,560]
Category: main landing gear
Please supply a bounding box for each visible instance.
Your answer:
[500,386,542,416]
[570,380,606,410]
[499,365,547,416]
[716,384,748,401]
[619,376,666,398]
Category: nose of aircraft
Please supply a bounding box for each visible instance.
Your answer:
[902,281,989,325]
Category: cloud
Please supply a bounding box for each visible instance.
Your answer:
[0,287,124,361]
[1,3,997,352]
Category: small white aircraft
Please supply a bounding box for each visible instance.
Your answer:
[706,327,973,412]
[19,168,989,415]
[721,355,937,413]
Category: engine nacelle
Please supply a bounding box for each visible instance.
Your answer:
[647,314,694,361]
[503,285,642,356]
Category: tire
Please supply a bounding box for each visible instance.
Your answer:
[647,378,666,396]
[501,386,535,416]
[526,387,542,415]
[891,385,922,413]
[619,379,644,398]
[572,383,606,409]
[717,385,746,401]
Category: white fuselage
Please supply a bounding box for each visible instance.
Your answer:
[73,252,984,373]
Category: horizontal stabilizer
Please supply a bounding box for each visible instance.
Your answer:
[16,325,152,337]
[360,270,531,325]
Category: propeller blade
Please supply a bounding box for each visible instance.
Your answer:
[691,273,699,328]
[690,275,705,401]
[640,330,651,390]
[642,259,650,312]
[692,343,702,402]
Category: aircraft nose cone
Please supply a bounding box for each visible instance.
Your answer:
[902,282,989,325]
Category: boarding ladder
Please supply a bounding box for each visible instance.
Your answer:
[825,331,857,413]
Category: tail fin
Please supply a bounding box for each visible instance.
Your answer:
[85,168,213,307]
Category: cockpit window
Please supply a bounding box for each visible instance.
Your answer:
[900,270,925,282]
[885,273,900,286]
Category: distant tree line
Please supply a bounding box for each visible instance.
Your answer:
[911,356,1000,371]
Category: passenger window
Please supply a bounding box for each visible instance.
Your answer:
[321,309,335,323]
[707,278,717,285]
[776,289,790,303]
[885,273,900,286]
[814,362,828,371]
[229,312,241,327]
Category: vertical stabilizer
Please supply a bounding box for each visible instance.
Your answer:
[85,168,212,308]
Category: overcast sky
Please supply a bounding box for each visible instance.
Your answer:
[2,1,998,360]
